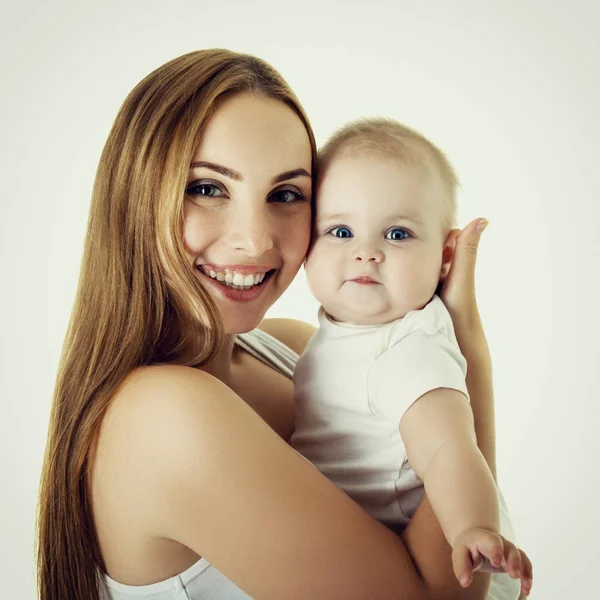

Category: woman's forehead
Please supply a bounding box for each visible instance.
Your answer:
[191,93,312,178]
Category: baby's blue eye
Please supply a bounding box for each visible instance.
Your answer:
[330,226,353,239]
[386,228,409,241]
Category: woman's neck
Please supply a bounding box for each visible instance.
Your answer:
[199,333,237,384]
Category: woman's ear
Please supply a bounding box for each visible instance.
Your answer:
[439,229,461,284]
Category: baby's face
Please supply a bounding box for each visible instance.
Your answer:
[305,152,449,325]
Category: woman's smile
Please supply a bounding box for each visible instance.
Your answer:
[195,264,277,302]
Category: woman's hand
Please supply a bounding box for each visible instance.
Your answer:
[439,218,488,333]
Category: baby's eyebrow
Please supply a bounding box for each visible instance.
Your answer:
[317,213,424,226]
[189,161,310,184]
[318,213,350,221]
[389,214,424,225]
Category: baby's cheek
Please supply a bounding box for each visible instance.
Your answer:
[305,246,338,305]
[403,258,439,304]
[309,279,332,310]
[303,244,319,279]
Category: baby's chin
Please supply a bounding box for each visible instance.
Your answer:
[324,304,409,326]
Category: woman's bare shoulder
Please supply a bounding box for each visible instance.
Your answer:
[96,365,238,489]
[258,318,316,354]
[120,363,222,397]
[102,365,237,444]
[94,364,267,540]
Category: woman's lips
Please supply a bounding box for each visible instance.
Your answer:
[196,266,276,302]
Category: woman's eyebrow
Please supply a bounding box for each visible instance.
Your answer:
[189,161,242,181]
[272,168,311,184]
[189,161,311,185]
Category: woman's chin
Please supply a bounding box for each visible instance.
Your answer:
[218,301,273,334]
[222,314,266,335]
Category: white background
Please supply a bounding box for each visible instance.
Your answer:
[1,1,598,598]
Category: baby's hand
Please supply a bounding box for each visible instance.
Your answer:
[452,527,533,597]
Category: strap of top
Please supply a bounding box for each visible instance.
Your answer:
[235,328,299,380]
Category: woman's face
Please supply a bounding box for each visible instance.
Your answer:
[183,92,313,334]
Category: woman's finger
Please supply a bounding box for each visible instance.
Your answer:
[503,542,522,579]
[518,548,533,596]
[440,217,488,312]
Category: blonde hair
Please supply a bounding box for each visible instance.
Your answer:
[318,117,459,230]
[36,49,317,600]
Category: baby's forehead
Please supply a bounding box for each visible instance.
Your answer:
[316,150,452,227]
[320,146,433,183]
[319,150,442,198]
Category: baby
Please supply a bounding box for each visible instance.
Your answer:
[291,118,532,597]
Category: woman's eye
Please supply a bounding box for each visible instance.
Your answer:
[329,226,353,239]
[270,189,306,203]
[187,182,225,197]
[386,228,410,241]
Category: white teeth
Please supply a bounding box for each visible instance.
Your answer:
[199,266,270,289]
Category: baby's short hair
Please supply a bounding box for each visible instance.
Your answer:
[318,117,459,231]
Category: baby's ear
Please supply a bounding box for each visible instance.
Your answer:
[439,229,461,284]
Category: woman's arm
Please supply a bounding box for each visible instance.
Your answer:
[110,364,487,600]
[454,327,496,478]
[439,219,496,477]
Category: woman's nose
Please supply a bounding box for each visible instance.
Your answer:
[224,205,274,257]
[353,244,384,263]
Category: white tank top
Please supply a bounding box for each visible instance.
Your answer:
[100,328,519,600]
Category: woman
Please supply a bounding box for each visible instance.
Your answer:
[36,49,528,600]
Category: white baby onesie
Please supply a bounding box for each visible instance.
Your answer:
[291,295,468,527]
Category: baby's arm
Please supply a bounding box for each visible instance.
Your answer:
[399,389,530,594]
[400,388,496,547]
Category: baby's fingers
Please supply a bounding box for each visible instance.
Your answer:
[474,532,505,569]
[452,545,474,588]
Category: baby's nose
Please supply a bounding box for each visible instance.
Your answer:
[353,246,384,263]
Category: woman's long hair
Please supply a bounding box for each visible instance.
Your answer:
[36,49,317,600]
